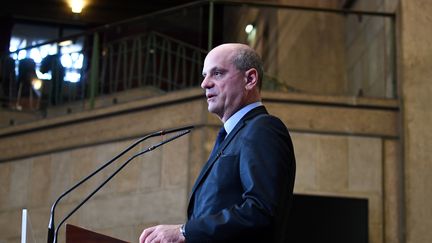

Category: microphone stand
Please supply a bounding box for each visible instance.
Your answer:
[47,126,193,243]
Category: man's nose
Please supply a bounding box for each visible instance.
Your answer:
[201,76,212,89]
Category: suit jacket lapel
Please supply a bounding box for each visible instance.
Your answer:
[188,106,268,203]
[189,122,244,197]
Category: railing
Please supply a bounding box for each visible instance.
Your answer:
[0,30,207,113]
[101,31,205,93]
[0,0,396,126]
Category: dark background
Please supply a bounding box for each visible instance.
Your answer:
[2,0,198,26]
[288,194,369,243]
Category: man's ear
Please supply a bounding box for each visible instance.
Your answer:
[245,68,258,90]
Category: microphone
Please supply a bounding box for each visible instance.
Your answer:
[47,125,193,243]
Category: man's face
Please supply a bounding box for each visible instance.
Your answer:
[201,46,247,122]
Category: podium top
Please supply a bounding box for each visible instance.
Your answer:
[66,224,130,243]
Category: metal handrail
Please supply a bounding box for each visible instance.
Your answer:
[0,0,396,127]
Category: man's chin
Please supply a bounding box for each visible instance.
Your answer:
[207,105,220,115]
[207,106,214,113]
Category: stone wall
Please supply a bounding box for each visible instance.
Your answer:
[2,1,432,243]
[345,0,399,98]
[0,89,208,243]
[400,0,432,242]
[222,3,348,95]
[0,138,190,242]
[221,0,396,98]
[0,88,400,243]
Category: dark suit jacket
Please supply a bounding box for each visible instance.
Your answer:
[185,106,296,243]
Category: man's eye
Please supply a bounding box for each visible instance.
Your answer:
[214,71,222,76]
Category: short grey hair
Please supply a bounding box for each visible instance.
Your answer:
[231,47,264,90]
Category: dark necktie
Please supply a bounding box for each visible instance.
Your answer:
[209,126,226,159]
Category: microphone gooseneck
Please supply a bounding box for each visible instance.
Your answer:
[47,126,193,243]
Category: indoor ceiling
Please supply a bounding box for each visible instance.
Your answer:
[2,0,198,27]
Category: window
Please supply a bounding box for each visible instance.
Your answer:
[9,23,84,83]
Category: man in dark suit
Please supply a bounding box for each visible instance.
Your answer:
[140,43,296,243]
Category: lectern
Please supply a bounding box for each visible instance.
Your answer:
[66,224,130,243]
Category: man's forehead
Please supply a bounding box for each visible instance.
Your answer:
[203,49,234,67]
[207,45,236,61]
[212,43,246,53]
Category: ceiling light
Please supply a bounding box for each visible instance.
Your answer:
[70,0,85,14]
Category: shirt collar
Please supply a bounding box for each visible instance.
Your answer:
[224,101,263,135]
